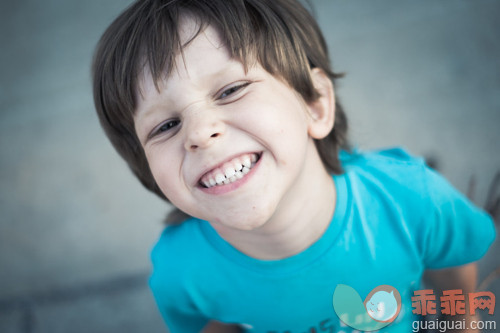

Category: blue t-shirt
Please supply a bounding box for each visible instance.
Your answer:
[149,148,495,332]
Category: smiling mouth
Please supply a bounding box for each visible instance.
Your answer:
[199,153,261,188]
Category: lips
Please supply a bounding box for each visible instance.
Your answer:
[199,153,260,188]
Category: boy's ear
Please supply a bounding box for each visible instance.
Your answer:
[306,68,335,140]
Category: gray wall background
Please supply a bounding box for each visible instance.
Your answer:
[1,0,499,332]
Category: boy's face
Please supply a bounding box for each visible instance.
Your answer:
[134,18,332,232]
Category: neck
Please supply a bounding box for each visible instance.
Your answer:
[210,147,337,260]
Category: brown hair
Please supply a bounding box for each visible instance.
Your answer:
[92,0,349,223]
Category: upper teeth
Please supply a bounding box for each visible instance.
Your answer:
[201,153,258,188]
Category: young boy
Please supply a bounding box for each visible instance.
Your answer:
[92,0,495,332]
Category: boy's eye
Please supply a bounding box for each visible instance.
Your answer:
[151,119,180,137]
[218,82,250,100]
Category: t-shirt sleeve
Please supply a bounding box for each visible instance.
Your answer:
[149,231,209,333]
[420,165,496,269]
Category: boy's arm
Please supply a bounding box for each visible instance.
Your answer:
[423,262,480,333]
[203,321,243,333]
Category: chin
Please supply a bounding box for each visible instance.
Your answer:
[217,216,268,231]
[212,207,273,232]
[237,220,268,231]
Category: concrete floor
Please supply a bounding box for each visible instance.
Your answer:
[1,0,499,332]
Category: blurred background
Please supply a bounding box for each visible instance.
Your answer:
[1,0,499,332]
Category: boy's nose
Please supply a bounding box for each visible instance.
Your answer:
[184,111,225,151]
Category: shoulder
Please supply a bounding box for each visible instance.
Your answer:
[150,218,208,290]
[341,146,424,171]
[338,147,438,229]
[340,147,429,194]
[149,219,213,329]
[338,147,457,225]
[151,218,199,259]
[340,147,495,268]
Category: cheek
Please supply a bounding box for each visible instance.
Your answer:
[145,147,181,194]
[235,93,310,141]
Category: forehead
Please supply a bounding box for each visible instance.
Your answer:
[136,17,233,101]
